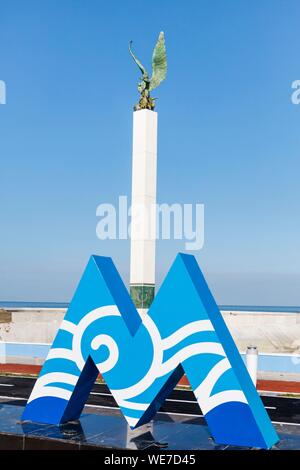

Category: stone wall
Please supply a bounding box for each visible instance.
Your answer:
[0,308,299,354]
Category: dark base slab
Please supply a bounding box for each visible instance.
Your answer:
[0,400,299,450]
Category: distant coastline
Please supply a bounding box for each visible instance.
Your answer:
[0,300,299,313]
[0,301,69,309]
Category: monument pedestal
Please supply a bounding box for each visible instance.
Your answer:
[0,401,295,450]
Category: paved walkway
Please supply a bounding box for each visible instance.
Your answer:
[0,363,299,394]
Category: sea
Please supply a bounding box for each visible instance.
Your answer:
[0,301,299,313]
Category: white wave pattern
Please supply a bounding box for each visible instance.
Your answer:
[27,372,78,403]
[28,305,248,419]
[91,334,119,373]
[27,306,122,405]
[194,357,247,414]
[161,320,214,349]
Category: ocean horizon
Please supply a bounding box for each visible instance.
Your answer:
[0,300,299,313]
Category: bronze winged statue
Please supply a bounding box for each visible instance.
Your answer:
[129,31,167,111]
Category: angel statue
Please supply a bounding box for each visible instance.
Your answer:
[129,31,167,111]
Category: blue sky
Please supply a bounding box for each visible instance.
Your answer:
[0,0,299,305]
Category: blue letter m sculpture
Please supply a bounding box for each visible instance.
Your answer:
[22,254,278,448]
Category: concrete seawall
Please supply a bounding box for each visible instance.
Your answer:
[0,308,65,344]
[222,310,300,354]
[0,308,299,378]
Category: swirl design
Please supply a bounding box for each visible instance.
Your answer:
[27,304,247,426]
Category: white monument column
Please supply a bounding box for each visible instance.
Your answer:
[130,109,157,316]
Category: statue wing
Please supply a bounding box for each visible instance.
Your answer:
[150,32,167,91]
[129,41,148,78]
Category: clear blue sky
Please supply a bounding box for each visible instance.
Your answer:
[0,0,299,305]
